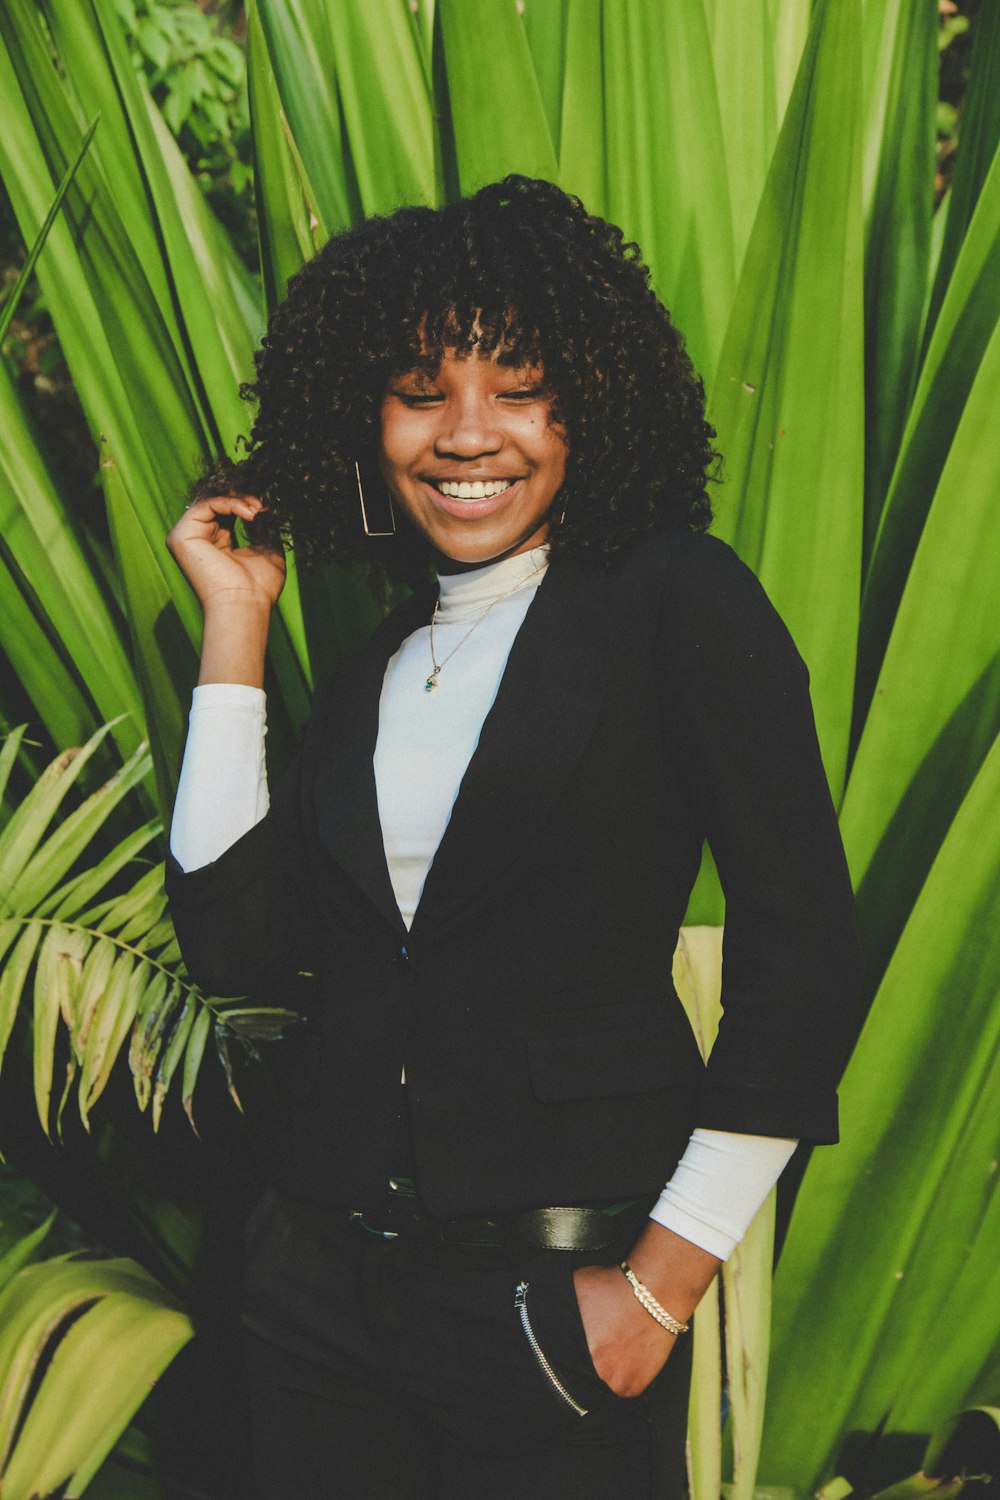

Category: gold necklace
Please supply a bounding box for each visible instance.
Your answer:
[425,561,547,693]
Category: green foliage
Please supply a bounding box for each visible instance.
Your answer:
[0,1209,193,1499]
[0,721,298,1136]
[110,0,255,264]
[0,1,997,1495]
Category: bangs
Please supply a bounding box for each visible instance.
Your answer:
[379,199,553,380]
[427,302,544,364]
[389,301,548,381]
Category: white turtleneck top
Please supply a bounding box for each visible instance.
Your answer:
[170,544,796,1259]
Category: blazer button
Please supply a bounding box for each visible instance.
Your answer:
[395,944,411,971]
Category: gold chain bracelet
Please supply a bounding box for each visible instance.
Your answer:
[619,1261,690,1336]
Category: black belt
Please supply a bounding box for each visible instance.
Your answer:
[345,1180,649,1253]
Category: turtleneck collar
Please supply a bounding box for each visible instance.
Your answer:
[435,543,550,622]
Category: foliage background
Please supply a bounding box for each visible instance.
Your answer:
[0,1,997,1496]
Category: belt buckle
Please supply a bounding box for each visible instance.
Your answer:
[347,1210,399,1240]
[347,1178,421,1239]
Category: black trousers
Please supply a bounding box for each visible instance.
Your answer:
[240,1186,693,1499]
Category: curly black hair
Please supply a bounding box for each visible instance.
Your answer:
[195,176,720,578]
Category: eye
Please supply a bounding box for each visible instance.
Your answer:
[499,387,543,402]
[392,390,443,407]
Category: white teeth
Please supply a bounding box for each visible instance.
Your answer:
[436,478,514,500]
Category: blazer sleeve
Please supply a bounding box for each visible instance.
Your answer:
[164,707,322,1002]
[656,533,865,1142]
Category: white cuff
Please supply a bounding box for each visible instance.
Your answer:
[169,685,270,872]
[649,1128,798,1260]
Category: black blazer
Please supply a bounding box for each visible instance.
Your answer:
[165,528,864,1218]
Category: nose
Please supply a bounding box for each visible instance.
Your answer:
[434,393,502,460]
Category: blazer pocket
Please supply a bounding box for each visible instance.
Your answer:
[526,1000,689,1103]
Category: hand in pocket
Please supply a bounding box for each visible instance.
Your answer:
[572,1263,676,1399]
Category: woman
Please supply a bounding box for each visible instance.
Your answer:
[165,176,863,1499]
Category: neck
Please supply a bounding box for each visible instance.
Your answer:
[434,544,550,619]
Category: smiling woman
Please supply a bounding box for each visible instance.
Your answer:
[164,175,862,1499]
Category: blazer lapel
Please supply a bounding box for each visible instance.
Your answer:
[312,580,435,938]
[410,557,612,940]
[313,556,613,942]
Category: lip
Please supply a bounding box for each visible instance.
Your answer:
[420,476,524,520]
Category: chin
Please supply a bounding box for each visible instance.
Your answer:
[440,540,535,568]
[432,520,550,565]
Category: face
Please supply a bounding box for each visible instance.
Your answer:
[377,346,568,568]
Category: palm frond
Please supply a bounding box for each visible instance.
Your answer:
[0,724,298,1137]
[0,1242,192,1498]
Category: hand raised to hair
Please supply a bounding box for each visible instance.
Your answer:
[166,494,286,615]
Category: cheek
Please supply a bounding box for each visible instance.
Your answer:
[377,411,416,480]
[542,425,569,480]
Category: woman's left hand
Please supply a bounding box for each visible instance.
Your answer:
[571,1263,676,1398]
[572,1220,722,1398]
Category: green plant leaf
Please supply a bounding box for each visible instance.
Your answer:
[922,2,1000,350]
[41,0,261,454]
[0,1210,55,1294]
[860,0,937,539]
[708,0,864,805]
[522,0,569,155]
[91,864,166,941]
[180,1001,212,1134]
[0,1255,192,1497]
[33,923,91,1138]
[246,0,327,311]
[13,738,152,916]
[603,0,735,384]
[723,1191,776,1500]
[71,937,117,1064]
[98,446,200,815]
[689,1275,723,1500]
[0,721,123,913]
[556,0,605,213]
[151,996,195,1132]
[842,310,1000,986]
[0,112,98,346]
[130,976,183,1113]
[763,735,1000,1486]
[0,557,99,754]
[438,0,557,193]
[77,952,137,1132]
[0,361,143,761]
[0,727,28,812]
[858,138,1000,720]
[704,1,783,278]
[0,0,208,508]
[44,820,162,921]
[82,959,151,1119]
[322,0,438,215]
[254,0,352,232]
[0,919,40,1085]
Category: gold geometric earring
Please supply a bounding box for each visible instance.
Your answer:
[356,460,397,537]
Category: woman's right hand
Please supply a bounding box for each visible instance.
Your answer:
[166,494,286,615]
[167,494,285,686]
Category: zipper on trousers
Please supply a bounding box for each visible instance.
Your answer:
[515,1280,589,1417]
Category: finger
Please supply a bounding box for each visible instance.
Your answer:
[184,495,265,526]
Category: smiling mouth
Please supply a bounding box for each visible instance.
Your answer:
[428,478,519,500]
